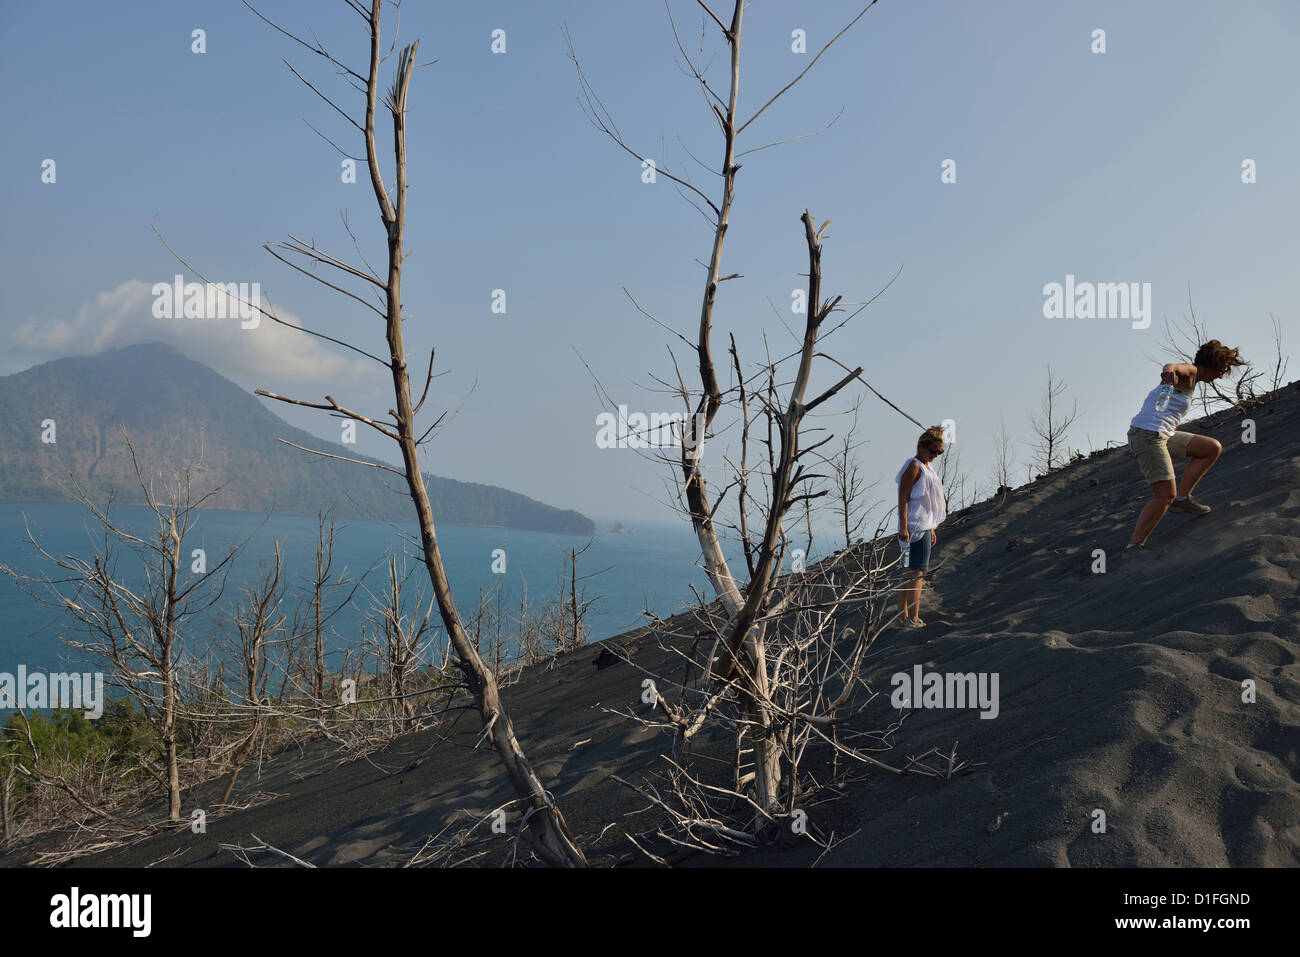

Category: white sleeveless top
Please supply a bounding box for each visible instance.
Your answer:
[1130,384,1193,436]
[896,457,947,542]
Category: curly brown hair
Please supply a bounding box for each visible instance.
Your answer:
[1194,340,1246,377]
[917,425,945,454]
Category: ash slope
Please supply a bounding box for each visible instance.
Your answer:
[18,383,1300,868]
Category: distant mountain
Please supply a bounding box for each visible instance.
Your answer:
[0,343,594,535]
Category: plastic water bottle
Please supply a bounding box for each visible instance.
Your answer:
[899,536,909,569]
[1154,384,1174,412]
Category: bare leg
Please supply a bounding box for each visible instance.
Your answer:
[1176,435,1223,497]
[896,570,925,621]
[1130,479,1176,545]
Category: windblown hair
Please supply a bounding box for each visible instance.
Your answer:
[1194,339,1247,377]
[917,425,945,454]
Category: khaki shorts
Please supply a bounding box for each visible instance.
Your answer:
[1127,426,1192,484]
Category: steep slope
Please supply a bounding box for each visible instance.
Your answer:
[14,382,1299,868]
[819,380,1300,866]
[0,343,593,535]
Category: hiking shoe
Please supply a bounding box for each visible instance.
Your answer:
[901,618,924,629]
[1169,495,1211,515]
[1121,543,1151,559]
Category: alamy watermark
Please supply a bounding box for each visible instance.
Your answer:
[596,406,706,457]
[1042,274,1150,329]
[891,665,999,719]
[49,887,150,937]
[152,274,261,329]
[0,667,104,719]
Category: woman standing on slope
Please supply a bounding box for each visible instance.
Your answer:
[1125,339,1245,552]
[896,426,947,628]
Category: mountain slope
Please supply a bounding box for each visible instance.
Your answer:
[14,381,1299,868]
[0,343,593,535]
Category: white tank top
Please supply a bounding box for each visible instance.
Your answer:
[1130,384,1192,436]
[896,457,947,542]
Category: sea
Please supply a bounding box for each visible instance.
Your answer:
[0,500,785,677]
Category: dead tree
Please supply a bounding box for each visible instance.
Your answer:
[1155,291,1268,412]
[935,438,973,512]
[1265,314,1289,392]
[282,513,368,723]
[365,553,437,733]
[991,415,1015,492]
[569,0,880,626]
[231,0,586,865]
[830,400,876,549]
[550,541,603,656]
[569,0,887,652]
[625,214,965,847]
[701,212,861,818]
[1027,366,1079,473]
[3,435,241,822]
[570,3,946,843]
[515,584,548,668]
[617,217,973,851]
[306,516,340,718]
[220,541,285,806]
[1,763,15,847]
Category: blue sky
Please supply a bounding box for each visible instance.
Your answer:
[2,0,1296,526]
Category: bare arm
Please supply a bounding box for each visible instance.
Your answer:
[1160,363,1197,388]
[898,461,920,539]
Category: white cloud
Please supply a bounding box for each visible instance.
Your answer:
[9,279,370,388]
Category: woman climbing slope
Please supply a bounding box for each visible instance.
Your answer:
[1124,339,1245,552]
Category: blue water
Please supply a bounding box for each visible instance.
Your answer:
[0,501,774,676]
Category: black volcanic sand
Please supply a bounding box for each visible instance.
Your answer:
[10,383,1300,868]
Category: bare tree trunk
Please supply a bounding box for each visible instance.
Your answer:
[1,766,14,846]
[4,438,244,830]
[222,541,283,806]
[570,547,580,651]
[162,513,182,822]
[1029,366,1079,473]
[314,522,327,721]
[683,1,746,621]
[572,3,880,834]
[709,212,855,820]
[250,2,585,865]
[377,51,581,861]
[743,625,781,818]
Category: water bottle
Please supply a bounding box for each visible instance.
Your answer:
[898,535,909,569]
[1154,384,1174,412]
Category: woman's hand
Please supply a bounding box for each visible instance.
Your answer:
[1162,363,1197,388]
[931,529,937,546]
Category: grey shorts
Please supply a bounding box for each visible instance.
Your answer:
[1127,426,1193,484]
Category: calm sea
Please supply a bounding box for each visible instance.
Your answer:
[0,501,779,676]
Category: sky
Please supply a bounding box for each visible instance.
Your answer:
[1,0,1296,528]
